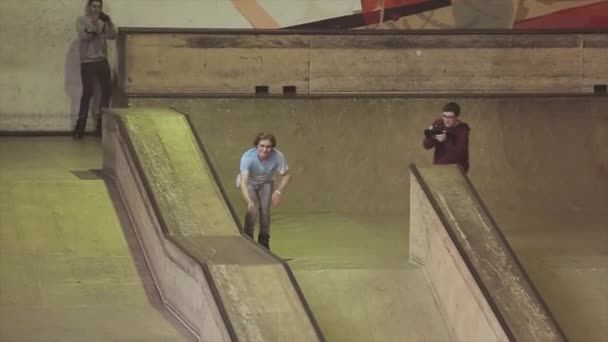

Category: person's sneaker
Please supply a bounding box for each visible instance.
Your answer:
[258,234,270,250]
[72,130,84,139]
[95,118,102,137]
[73,118,87,139]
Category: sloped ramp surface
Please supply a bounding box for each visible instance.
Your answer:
[410,164,566,342]
[103,108,323,342]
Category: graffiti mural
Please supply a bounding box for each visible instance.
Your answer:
[234,0,608,30]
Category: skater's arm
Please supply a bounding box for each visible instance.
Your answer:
[101,16,117,40]
[271,151,290,206]
[239,173,254,210]
[77,16,98,40]
[239,152,255,210]
[423,121,443,149]
[423,135,438,149]
[274,171,291,195]
[271,170,291,207]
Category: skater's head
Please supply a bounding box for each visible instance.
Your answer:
[442,102,461,128]
[253,132,276,160]
[87,0,103,17]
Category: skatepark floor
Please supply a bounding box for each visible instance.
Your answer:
[0,136,453,342]
[4,92,608,342]
[490,209,608,342]
[0,136,195,342]
[271,212,451,342]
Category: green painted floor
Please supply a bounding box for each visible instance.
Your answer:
[490,210,608,342]
[271,213,450,342]
[0,137,194,342]
[4,133,606,342]
[0,136,452,342]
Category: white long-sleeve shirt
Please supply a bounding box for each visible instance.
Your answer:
[76,16,117,63]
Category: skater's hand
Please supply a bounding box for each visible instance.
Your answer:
[435,132,447,142]
[271,191,282,207]
[247,201,255,212]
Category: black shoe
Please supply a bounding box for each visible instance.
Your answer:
[258,234,270,250]
[72,124,84,139]
[72,130,84,139]
[73,117,87,139]
[95,117,102,137]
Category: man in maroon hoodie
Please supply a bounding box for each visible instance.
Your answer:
[423,102,471,172]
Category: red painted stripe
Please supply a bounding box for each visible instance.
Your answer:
[514,1,608,29]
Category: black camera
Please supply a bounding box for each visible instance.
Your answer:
[98,12,110,22]
[424,126,444,138]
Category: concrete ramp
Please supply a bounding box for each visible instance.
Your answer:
[102,108,323,342]
[410,164,566,341]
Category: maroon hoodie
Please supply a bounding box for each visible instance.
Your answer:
[423,119,470,172]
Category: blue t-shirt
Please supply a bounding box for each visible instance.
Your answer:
[239,147,288,185]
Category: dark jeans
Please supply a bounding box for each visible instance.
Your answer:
[244,182,273,248]
[76,59,112,130]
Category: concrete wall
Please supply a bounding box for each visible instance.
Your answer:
[118,31,608,96]
[130,96,608,215]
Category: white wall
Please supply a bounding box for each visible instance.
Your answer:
[0,1,248,131]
